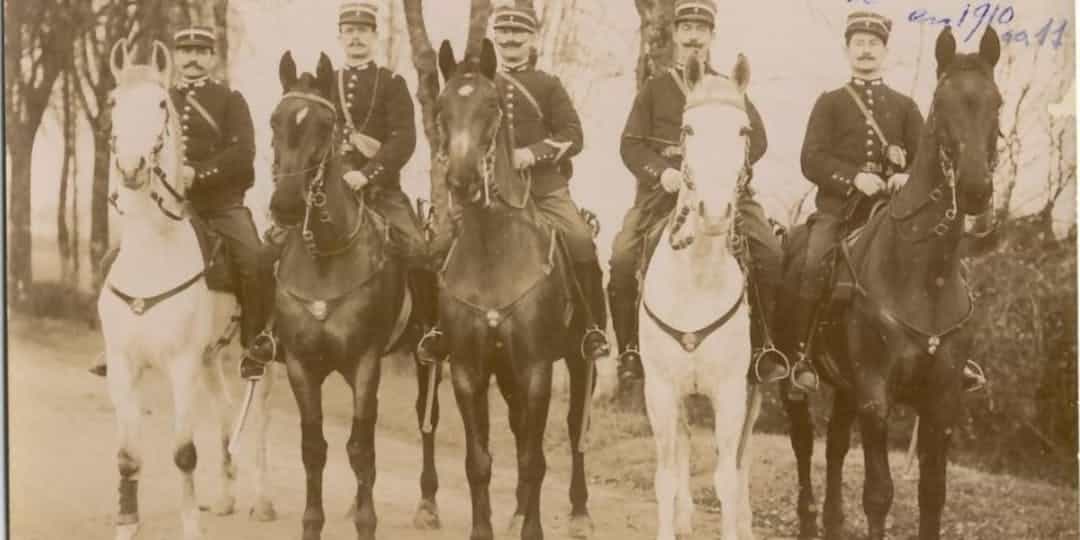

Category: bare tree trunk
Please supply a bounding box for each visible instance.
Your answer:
[58,70,76,282]
[465,0,492,58]
[89,127,111,285]
[634,0,674,90]
[403,0,440,151]
[8,139,35,302]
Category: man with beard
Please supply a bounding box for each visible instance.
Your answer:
[608,0,789,385]
[418,0,611,363]
[89,25,276,379]
[795,10,985,391]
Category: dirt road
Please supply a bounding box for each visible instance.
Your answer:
[7,319,703,540]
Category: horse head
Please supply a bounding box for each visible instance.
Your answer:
[436,39,504,207]
[672,53,752,246]
[931,26,1002,215]
[269,51,338,226]
[109,38,183,196]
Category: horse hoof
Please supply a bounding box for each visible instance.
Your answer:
[249,498,277,522]
[413,499,441,530]
[506,513,524,538]
[211,494,236,516]
[567,513,593,539]
[114,522,139,540]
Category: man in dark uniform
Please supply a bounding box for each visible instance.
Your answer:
[795,10,984,391]
[608,0,786,384]
[418,0,610,363]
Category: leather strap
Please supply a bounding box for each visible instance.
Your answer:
[338,68,380,134]
[844,84,889,148]
[108,270,207,316]
[642,288,745,353]
[497,72,543,119]
[177,93,220,135]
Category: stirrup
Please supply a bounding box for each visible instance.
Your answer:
[580,326,611,360]
[416,327,444,366]
[752,344,791,384]
[247,330,278,364]
[963,359,986,393]
[790,352,820,393]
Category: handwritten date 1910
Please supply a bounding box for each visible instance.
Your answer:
[907,4,1068,48]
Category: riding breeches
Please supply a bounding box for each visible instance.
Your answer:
[365,186,429,269]
[198,206,274,346]
[799,211,842,303]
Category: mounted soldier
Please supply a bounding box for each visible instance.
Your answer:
[418,0,610,363]
[89,25,276,378]
[793,10,986,391]
[608,0,789,385]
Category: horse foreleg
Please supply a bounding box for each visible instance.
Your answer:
[107,355,143,540]
[822,390,856,540]
[857,394,893,540]
[250,362,277,521]
[517,360,553,540]
[917,400,954,540]
[494,352,527,530]
[452,359,495,540]
[565,349,595,539]
[286,357,328,540]
[644,372,681,540]
[201,349,236,517]
[781,380,818,538]
[413,356,442,530]
[168,356,204,540]
[712,381,748,540]
[346,352,381,540]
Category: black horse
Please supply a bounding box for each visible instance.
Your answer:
[433,39,598,540]
[268,52,426,540]
[777,27,1002,540]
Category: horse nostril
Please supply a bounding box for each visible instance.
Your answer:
[138,156,147,171]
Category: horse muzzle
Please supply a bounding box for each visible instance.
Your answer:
[117,157,148,189]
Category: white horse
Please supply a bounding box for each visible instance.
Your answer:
[638,54,762,540]
[98,38,275,540]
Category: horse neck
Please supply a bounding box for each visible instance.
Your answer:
[876,116,967,315]
[307,154,361,249]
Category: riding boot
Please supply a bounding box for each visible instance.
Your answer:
[607,282,643,382]
[413,269,446,366]
[89,246,122,377]
[574,261,611,360]
[748,278,790,384]
[239,263,278,381]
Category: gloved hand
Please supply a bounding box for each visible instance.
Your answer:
[660,168,684,193]
[512,148,536,170]
[344,170,370,192]
[887,172,910,193]
[853,172,885,196]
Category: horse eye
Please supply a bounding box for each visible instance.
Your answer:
[159,100,166,109]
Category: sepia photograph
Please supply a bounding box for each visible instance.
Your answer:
[5,0,1078,538]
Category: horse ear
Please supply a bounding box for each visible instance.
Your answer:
[479,38,497,80]
[686,54,703,88]
[438,40,457,82]
[979,26,1001,69]
[315,52,335,97]
[732,53,750,94]
[279,51,298,91]
[110,38,129,82]
[935,26,957,76]
[151,40,172,82]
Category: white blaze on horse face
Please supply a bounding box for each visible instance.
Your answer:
[683,103,748,227]
[295,106,309,126]
[112,79,170,186]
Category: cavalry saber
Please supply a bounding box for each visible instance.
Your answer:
[736,383,764,468]
[576,359,596,454]
[905,415,920,478]
[421,360,439,434]
[228,379,258,456]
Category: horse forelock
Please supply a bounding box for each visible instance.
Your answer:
[685,76,746,112]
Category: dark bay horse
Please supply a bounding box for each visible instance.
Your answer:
[434,39,598,540]
[777,27,1002,540]
[268,52,417,540]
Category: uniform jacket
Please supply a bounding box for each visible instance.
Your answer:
[497,64,583,196]
[171,78,256,212]
[331,62,416,188]
[620,66,768,192]
[800,77,923,215]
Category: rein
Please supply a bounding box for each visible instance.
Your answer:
[109,95,187,222]
[275,91,372,258]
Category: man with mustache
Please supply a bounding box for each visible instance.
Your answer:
[795,11,984,392]
[418,0,611,363]
[609,0,787,385]
[90,25,279,377]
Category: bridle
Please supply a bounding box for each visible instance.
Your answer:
[273,91,369,258]
[888,67,1001,242]
[436,74,504,209]
[109,90,187,221]
[668,98,753,252]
